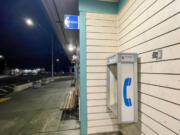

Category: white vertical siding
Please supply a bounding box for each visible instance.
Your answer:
[86,12,118,134]
[117,0,180,135]
[85,0,180,134]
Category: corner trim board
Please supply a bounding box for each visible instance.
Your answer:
[80,11,88,135]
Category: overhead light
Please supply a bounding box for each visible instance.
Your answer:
[68,44,74,52]
[25,18,34,26]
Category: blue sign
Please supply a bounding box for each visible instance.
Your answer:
[64,15,79,29]
[123,77,132,107]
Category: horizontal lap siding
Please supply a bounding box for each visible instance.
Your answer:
[86,12,118,134]
[118,0,180,135]
[87,87,106,93]
[139,83,180,105]
[88,113,115,120]
[87,53,114,60]
[87,73,106,80]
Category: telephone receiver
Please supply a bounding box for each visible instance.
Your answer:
[123,77,132,107]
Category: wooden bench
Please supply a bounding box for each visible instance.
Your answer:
[60,86,78,111]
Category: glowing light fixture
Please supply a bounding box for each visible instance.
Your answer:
[56,59,60,62]
[68,44,74,52]
[0,55,4,59]
[25,18,34,26]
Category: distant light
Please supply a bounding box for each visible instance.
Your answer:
[0,55,4,59]
[56,59,60,62]
[25,18,34,26]
[68,44,74,52]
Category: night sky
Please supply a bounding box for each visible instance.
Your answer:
[0,0,71,73]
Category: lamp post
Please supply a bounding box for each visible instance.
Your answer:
[51,34,54,79]
[25,18,54,79]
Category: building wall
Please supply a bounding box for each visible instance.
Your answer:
[83,0,180,134]
[117,0,180,135]
[86,12,119,134]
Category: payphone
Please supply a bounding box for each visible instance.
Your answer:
[107,53,138,123]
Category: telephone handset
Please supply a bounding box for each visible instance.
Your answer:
[123,78,132,107]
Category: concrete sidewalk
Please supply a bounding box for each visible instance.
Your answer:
[0,80,80,135]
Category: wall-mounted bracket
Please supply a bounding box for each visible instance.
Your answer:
[152,49,163,60]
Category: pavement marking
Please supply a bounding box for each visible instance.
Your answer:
[0,97,11,103]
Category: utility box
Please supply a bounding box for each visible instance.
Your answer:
[107,53,138,123]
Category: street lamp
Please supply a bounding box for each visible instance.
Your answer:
[56,59,60,62]
[25,17,54,79]
[0,55,4,59]
[25,18,34,26]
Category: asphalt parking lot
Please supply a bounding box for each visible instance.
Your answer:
[0,80,80,135]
